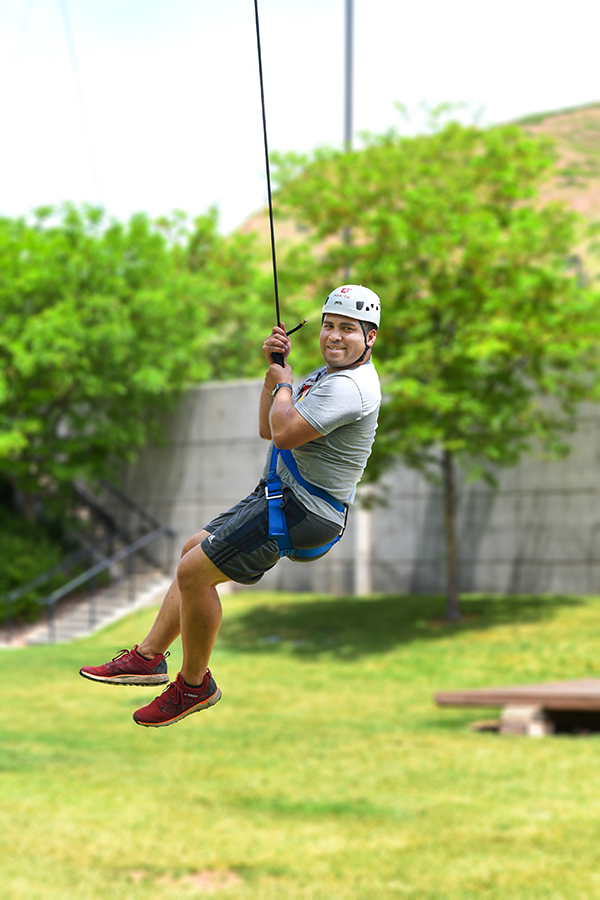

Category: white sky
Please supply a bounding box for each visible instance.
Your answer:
[1,0,599,233]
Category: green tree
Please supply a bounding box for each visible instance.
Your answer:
[174,207,277,379]
[274,117,600,620]
[0,203,267,515]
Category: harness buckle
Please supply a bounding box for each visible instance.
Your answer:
[265,483,283,502]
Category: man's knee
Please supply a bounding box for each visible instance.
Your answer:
[180,530,209,559]
[177,550,203,591]
[177,542,228,591]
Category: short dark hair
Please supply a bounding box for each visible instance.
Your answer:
[321,314,378,332]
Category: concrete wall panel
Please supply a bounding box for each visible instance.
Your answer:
[117,380,600,596]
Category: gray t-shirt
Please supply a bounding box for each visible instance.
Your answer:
[262,361,381,525]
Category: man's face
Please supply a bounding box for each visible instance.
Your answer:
[319,314,376,371]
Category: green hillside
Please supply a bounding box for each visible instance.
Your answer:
[2,589,600,899]
[518,101,600,225]
[243,101,600,250]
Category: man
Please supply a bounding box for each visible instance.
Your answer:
[80,284,382,727]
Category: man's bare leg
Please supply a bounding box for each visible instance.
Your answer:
[137,530,211,660]
[176,540,231,685]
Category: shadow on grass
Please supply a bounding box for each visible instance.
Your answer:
[219,592,585,660]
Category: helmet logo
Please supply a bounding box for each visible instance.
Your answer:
[340,286,351,293]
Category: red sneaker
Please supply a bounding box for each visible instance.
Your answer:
[133,671,221,727]
[79,645,169,686]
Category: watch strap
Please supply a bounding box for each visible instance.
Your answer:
[272,382,294,399]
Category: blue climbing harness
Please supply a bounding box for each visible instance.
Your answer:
[266,445,348,560]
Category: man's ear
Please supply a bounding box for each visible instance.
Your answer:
[367,329,377,347]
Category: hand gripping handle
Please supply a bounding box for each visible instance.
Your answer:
[271,319,307,367]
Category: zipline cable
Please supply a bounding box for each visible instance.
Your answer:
[253,0,283,366]
[253,0,305,367]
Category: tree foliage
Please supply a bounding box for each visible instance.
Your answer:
[0,204,272,505]
[274,116,600,618]
[170,208,276,379]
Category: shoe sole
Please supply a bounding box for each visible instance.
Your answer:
[133,688,222,727]
[79,670,169,686]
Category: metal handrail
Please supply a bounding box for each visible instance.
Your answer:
[45,526,173,606]
[45,525,176,643]
[2,478,178,644]
[99,479,165,531]
[69,483,121,533]
[3,525,176,644]
[5,531,125,606]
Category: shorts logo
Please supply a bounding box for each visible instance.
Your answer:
[208,534,215,543]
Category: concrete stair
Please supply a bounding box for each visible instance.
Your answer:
[1,568,172,647]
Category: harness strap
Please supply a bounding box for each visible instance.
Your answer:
[265,445,286,537]
[278,448,346,512]
[266,445,347,557]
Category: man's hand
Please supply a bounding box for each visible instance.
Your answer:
[262,324,291,368]
[264,361,294,395]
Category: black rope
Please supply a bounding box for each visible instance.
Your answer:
[253,0,307,365]
[253,0,281,329]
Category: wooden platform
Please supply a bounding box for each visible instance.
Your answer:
[435,679,600,712]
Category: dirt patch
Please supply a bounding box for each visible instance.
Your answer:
[130,869,243,892]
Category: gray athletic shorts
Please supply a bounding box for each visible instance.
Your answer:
[201,481,341,585]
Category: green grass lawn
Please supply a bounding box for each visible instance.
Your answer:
[2,590,600,900]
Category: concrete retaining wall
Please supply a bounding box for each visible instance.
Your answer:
[119,380,600,596]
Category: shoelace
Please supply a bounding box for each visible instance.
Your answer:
[110,648,170,664]
[158,675,206,710]
[158,679,185,710]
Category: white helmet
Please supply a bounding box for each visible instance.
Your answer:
[322,284,381,329]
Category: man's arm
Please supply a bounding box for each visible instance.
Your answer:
[258,383,276,441]
[268,377,323,449]
[259,325,291,441]
[260,325,322,448]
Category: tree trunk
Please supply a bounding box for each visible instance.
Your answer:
[441,448,461,622]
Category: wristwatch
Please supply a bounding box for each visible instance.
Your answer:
[272,382,293,399]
